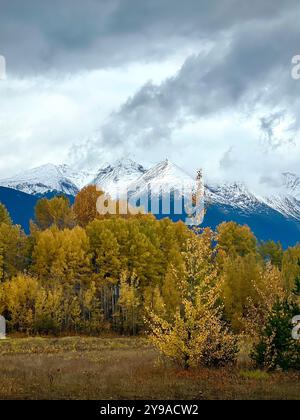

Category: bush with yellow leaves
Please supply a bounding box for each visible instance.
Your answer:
[146,229,238,369]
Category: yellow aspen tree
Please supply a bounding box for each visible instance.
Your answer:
[73,185,104,227]
[146,232,237,369]
[1,274,39,333]
[244,262,288,339]
[116,271,140,335]
[82,281,103,333]
[0,223,28,279]
[35,196,75,230]
[0,203,11,225]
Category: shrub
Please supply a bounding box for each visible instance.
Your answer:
[251,299,300,371]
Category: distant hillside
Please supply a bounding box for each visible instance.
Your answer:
[0,187,74,233]
[202,202,300,249]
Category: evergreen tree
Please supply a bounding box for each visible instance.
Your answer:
[251,299,300,371]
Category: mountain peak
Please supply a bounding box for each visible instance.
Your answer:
[127,159,196,196]
[92,158,147,196]
[113,157,140,167]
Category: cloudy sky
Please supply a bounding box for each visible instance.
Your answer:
[0,0,300,192]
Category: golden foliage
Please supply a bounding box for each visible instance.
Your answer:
[73,185,104,227]
[146,232,238,369]
[35,196,75,230]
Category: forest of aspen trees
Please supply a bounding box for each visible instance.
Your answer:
[0,185,299,370]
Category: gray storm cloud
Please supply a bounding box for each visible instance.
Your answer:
[78,10,300,163]
[1,0,299,74]
[0,0,300,186]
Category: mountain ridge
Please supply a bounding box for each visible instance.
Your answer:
[1,159,300,221]
[0,158,300,247]
[0,163,95,196]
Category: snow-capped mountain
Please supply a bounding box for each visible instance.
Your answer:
[1,158,300,222]
[126,160,300,222]
[258,173,300,220]
[0,164,95,196]
[0,158,300,246]
[205,182,263,213]
[127,159,197,197]
[121,161,300,248]
[91,158,147,196]
[205,181,294,218]
[56,164,95,191]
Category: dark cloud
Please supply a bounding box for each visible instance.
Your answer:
[1,0,300,185]
[1,0,299,74]
[79,7,300,161]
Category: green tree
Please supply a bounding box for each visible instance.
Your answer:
[251,299,300,371]
[81,281,103,333]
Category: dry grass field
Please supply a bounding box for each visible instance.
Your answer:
[0,336,299,400]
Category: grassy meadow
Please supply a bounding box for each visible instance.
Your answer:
[0,336,299,400]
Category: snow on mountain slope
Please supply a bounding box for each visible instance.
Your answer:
[127,160,264,215]
[259,172,300,220]
[1,157,300,223]
[205,182,262,213]
[128,159,197,197]
[92,158,147,196]
[57,164,95,190]
[263,195,300,220]
[0,164,94,196]
[205,177,300,221]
